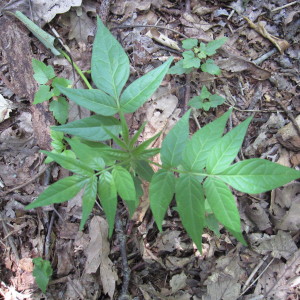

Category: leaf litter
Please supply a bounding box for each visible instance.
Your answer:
[1,0,300,299]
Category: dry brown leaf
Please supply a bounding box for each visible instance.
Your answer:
[245,202,272,231]
[165,256,191,271]
[85,216,118,298]
[170,272,187,294]
[146,28,180,51]
[253,249,300,300]
[152,230,182,253]
[243,17,290,54]
[0,94,13,122]
[254,230,298,260]
[132,181,150,223]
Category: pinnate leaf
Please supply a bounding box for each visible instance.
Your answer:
[182,109,231,171]
[92,17,130,99]
[204,37,227,56]
[32,258,53,293]
[25,175,88,209]
[182,38,198,49]
[204,177,243,242]
[41,150,94,176]
[200,59,221,75]
[217,159,300,194]
[150,170,175,231]
[134,160,154,182]
[176,174,205,252]
[182,51,200,68]
[206,116,252,174]
[160,110,191,168]
[52,115,121,141]
[168,60,193,75]
[56,86,118,116]
[98,172,118,237]
[33,85,53,104]
[120,57,173,113]
[80,175,97,230]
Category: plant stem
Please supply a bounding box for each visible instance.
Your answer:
[60,50,93,90]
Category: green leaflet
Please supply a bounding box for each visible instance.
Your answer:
[52,115,121,141]
[200,59,221,75]
[32,59,55,84]
[175,174,205,252]
[216,159,300,194]
[160,110,191,168]
[112,166,136,203]
[80,175,97,230]
[182,51,200,68]
[32,258,53,293]
[49,97,69,124]
[98,172,118,237]
[204,37,228,56]
[120,57,173,113]
[182,109,231,171]
[150,170,175,231]
[206,116,252,174]
[204,177,243,243]
[33,85,53,104]
[168,60,193,75]
[182,38,198,50]
[25,175,88,209]
[92,17,130,99]
[56,86,118,116]
[66,137,105,170]
[133,160,154,182]
[41,151,94,176]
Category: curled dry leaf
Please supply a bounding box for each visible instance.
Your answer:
[0,94,13,123]
[243,17,290,54]
[146,28,180,51]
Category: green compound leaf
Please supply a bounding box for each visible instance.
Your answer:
[49,96,69,124]
[41,150,94,176]
[201,59,221,75]
[150,170,175,231]
[204,37,228,56]
[206,116,252,174]
[80,175,97,230]
[216,159,300,194]
[32,59,55,84]
[182,109,231,171]
[176,174,205,252]
[120,57,173,113]
[92,18,129,99]
[52,77,71,96]
[204,177,243,242]
[66,137,105,170]
[98,171,118,237]
[182,38,198,50]
[25,175,88,209]
[182,51,200,69]
[33,85,53,104]
[168,60,194,75]
[32,258,53,293]
[56,86,118,116]
[112,166,136,202]
[50,130,64,152]
[52,115,121,141]
[161,110,191,168]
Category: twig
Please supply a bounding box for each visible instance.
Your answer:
[44,211,55,260]
[252,48,277,65]
[223,102,283,113]
[111,24,188,39]
[271,1,298,12]
[115,212,131,300]
[273,99,300,137]
[1,212,20,262]
[0,164,50,196]
[98,0,112,25]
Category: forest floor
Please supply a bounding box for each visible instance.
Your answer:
[0,0,300,299]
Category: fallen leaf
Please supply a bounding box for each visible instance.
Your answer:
[146,28,180,51]
[0,94,13,122]
[170,272,187,294]
[244,17,290,54]
[85,216,118,299]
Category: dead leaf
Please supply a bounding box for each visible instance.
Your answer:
[85,216,118,299]
[277,115,300,152]
[0,94,13,122]
[132,181,150,223]
[245,202,272,231]
[146,28,180,51]
[254,230,298,260]
[165,256,191,271]
[152,230,182,253]
[170,272,187,294]
[31,0,82,25]
[244,17,290,54]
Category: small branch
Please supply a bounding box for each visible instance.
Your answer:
[98,0,112,25]
[115,212,131,300]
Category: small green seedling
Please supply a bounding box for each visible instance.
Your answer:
[168,37,227,75]
[32,257,53,293]
[25,19,300,252]
[188,86,225,111]
[32,59,70,124]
